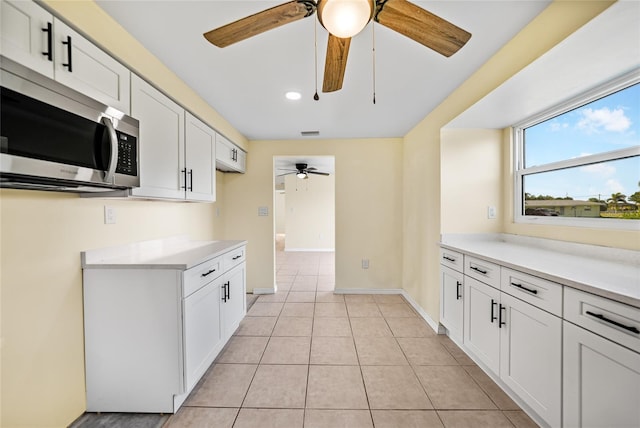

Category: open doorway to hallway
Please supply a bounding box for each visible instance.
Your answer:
[274,156,335,294]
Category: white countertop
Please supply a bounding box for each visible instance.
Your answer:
[440,234,640,308]
[82,236,246,270]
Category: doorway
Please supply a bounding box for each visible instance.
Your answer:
[273,156,335,295]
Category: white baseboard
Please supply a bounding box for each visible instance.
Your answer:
[333,288,440,334]
[400,290,441,334]
[252,287,275,295]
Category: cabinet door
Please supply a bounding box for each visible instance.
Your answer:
[53,19,130,114]
[563,321,640,428]
[464,276,500,373]
[500,293,562,428]
[183,278,223,391]
[440,265,464,342]
[0,0,54,78]
[235,148,246,173]
[221,262,246,339]
[130,75,186,199]
[185,112,216,202]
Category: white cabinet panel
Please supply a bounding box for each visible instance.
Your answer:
[440,265,464,342]
[215,133,246,173]
[500,293,562,427]
[440,248,464,272]
[464,276,501,373]
[0,0,54,78]
[222,262,246,339]
[130,74,185,199]
[185,112,216,202]
[183,277,223,391]
[52,19,130,114]
[563,321,640,428]
[0,1,130,113]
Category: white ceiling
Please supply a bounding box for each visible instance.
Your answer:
[95,0,551,140]
[446,1,640,129]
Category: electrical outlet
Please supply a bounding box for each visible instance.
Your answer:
[104,206,116,224]
[487,206,497,219]
[362,259,369,269]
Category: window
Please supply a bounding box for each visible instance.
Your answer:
[514,71,640,230]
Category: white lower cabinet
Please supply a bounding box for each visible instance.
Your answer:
[221,262,246,338]
[183,276,223,392]
[83,244,246,413]
[563,321,640,428]
[463,272,562,427]
[563,287,640,428]
[440,265,464,342]
[500,293,562,427]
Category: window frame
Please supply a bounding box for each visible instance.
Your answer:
[513,70,640,231]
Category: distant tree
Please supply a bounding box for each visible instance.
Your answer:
[607,192,627,212]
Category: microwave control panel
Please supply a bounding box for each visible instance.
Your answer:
[115,131,137,176]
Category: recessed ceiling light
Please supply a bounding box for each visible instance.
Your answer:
[285,91,301,101]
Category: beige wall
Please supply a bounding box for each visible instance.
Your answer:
[1,1,239,426]
[441,129,503,234]
[402,1,616,322]
[223,139,403,293]
[284,174,335,251]
[0,191,224,427]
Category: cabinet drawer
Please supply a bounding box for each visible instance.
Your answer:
[223,246,246,271]
[440,248,464,272]
[501,268,563,317]
[464,256,500,289]
[184,256,222,297]
[565,287,640,353]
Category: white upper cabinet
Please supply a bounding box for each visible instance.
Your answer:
[0,0,130,114]
[52,19,130,114]
[216,133,246,173]
[131,74,185,200]
[0,0,54,78]
[131,76,216,202]
[185,112,216,202]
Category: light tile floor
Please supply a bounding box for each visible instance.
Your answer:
[164,245,540,428]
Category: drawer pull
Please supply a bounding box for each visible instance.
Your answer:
[222,282,228,302]
[456,281,462,300]
[491,299,497,323]
[511,282,538,295]
[585,311,640,334]
[201,268,217,277]
[232,255,242,260]
[443,255,456,262]
[470,265,488,275]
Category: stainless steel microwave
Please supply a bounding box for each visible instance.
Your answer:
[0,57,139,192]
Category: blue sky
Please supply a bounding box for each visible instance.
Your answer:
[524,83,639,200]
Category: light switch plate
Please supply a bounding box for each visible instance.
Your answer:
[488,206,497,219]
[258,206,269,216]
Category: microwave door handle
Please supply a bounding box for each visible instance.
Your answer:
[101,117,118,184]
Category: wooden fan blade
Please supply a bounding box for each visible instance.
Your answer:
[308,171,330,176]
[375,0,471,57]
[204,1,315,48]
[277,171,297,177]
[322,35,351,92]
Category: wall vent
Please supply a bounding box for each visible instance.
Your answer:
[301,131,320,136]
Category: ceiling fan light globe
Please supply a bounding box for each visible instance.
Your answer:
[296,172,307,179]
[318,0,373,38]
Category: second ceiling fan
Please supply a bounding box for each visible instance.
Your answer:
[203,0,471,93]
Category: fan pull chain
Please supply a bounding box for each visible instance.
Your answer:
[372,22,376,105]
[313,18,319,101]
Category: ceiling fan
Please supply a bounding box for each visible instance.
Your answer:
[203,0,471,93]
[277,163,331,179]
